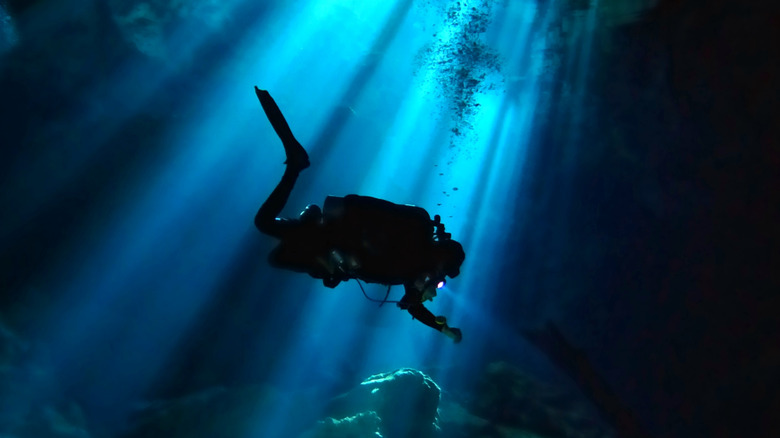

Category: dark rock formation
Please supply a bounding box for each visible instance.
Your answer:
[324,368,441,438]
[445,361,612,438]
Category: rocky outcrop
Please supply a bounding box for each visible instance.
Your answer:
[319,368,441,438]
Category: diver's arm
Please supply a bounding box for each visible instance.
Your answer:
[407,304,462,343]
[406,303,441,331]
[401,285,462,343]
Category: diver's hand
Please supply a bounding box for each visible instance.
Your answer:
[442,326,462,344]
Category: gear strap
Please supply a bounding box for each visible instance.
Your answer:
[356,279,399,306]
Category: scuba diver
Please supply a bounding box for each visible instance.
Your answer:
[253,87,464,343]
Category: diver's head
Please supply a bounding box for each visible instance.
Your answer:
[432,239,465,278]
[299,203,322,225]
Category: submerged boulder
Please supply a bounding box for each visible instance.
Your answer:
[322,368,441,438]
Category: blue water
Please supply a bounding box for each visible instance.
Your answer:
[4,0,773,437]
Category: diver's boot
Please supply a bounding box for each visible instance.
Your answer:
[255,86,310,172]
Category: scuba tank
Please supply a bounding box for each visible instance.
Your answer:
[323,195,433,258]
[322,195,456,285]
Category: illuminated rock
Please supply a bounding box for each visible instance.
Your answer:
[323,368,441,438]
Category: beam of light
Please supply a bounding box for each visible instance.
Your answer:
[360,83,440,197]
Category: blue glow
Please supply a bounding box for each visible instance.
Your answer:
[0,0,621,436]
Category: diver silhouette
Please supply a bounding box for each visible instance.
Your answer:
[253,87,464,343]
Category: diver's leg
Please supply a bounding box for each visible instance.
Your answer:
[254,87,309,171]
[254,165,300,237]
[253,87,311,237]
